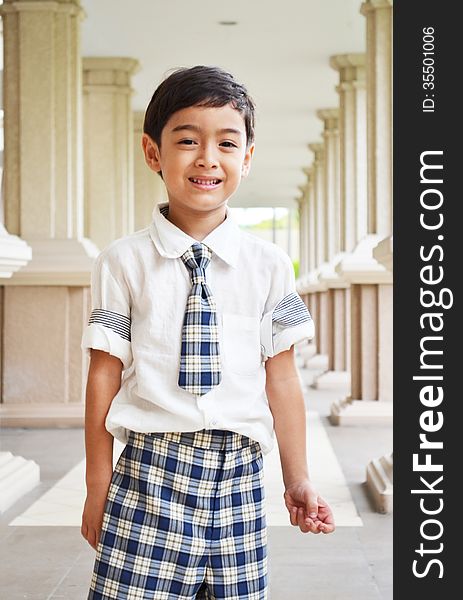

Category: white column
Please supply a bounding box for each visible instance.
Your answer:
[296,192,307,278]
[0,0,96,429]
[0,0,97,283]
[0,59,32,277]
[363,0,392,238]
[0,14,38,505]
[331,0,393,430]
[295,167,318,367]
[366,237,393,513]
[310,144,324,270]
[296,197,304,276]
[303,144,328,372]
[83,57,140,250]
[315,56,367,391]
[313,109,350,390]
[317,109,340,262]
[330,54,367,252]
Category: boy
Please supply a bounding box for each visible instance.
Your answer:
[81,65,335,600]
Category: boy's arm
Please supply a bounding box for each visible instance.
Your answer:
[265,345,309,487]
[84,349,122,487]
[265,345,335,534]
[81,348,122,549]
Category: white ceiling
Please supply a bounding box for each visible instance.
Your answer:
[80,0,365,208]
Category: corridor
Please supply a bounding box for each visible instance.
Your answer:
[1,0,393,597]
[0,350,392,599]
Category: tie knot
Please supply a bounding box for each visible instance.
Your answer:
[180,242,212,281]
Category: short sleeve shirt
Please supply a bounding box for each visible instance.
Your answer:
[81,201,314,455]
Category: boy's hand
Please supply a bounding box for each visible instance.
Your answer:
[81,483,111,550]
[284,479,335,534]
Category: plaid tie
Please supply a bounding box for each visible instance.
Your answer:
[178,242,222,395]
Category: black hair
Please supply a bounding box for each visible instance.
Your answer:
[143,65,256,172]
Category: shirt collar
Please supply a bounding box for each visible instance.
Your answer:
[149,201,241,268]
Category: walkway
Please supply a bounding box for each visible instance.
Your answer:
[0,359,392,599]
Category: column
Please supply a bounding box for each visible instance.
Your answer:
[330,54,367,253]
[317,109,340,262]
[295,168,317,366]
[315,56,367,390]
[83,57,139,250]
[313,109,350,390]
[0,0,98,428]
[304,167,316,275]
[0,42,32,279]
[296,184,308,277]
[303,143,329,372]
[309,143,326,272]
[331,0,393,432]
[0,17,39,507]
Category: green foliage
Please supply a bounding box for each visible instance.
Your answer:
[292,259,299,279]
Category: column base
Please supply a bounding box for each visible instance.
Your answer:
[0,403,84,428]
[336,234,392,284]
[329,398,393,425]
[0,451,40,513]
[366,452,393,514]
[312,370,351,391]
[0,225,32,278]
[2,238,100,286]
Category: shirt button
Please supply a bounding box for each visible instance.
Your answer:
[210,419,218,426]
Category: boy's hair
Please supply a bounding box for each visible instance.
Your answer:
[143,65,256,160]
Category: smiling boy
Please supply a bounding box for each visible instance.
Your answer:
[81,65,334,600]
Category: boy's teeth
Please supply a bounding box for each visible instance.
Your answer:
[191,178,220,185]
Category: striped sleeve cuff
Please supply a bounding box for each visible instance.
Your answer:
[81,309,132,369]
[260,292,315,359]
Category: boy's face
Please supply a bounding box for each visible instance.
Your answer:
[142,103,255,214]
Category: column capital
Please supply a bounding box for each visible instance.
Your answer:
[83,57,141,91]
[316,108,339,132]
[360,0,393,14]
[83,57,140,73]
[302,165,313,181]
[0,0,84,17]
[330,53,366,87]
[308,142,324,163]
[330,53,365,71]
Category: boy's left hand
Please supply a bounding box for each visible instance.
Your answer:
[284,479,335,534]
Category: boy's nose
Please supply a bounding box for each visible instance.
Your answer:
[195,149,219,169]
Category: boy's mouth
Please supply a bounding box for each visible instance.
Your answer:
[188,177,222,189]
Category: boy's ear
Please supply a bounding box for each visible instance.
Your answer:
[241,143,255,178]
[142,133,162,173]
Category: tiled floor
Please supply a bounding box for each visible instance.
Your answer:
[1,362,393,599]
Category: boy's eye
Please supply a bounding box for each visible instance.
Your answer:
[178,139,237,148]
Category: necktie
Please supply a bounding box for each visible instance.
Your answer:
[178,242,222,395]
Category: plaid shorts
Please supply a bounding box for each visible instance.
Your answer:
[87,429,268,599]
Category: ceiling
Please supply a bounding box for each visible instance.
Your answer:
[80,0,365,209]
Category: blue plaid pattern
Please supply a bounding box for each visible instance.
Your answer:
[178,243,222,395]
[87,429,268,599]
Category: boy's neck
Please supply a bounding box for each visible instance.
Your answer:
[165,203,227,242]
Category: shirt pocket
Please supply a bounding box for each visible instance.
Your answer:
[222,313,262,376]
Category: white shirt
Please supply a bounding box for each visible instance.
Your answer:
[81,201,314,455]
